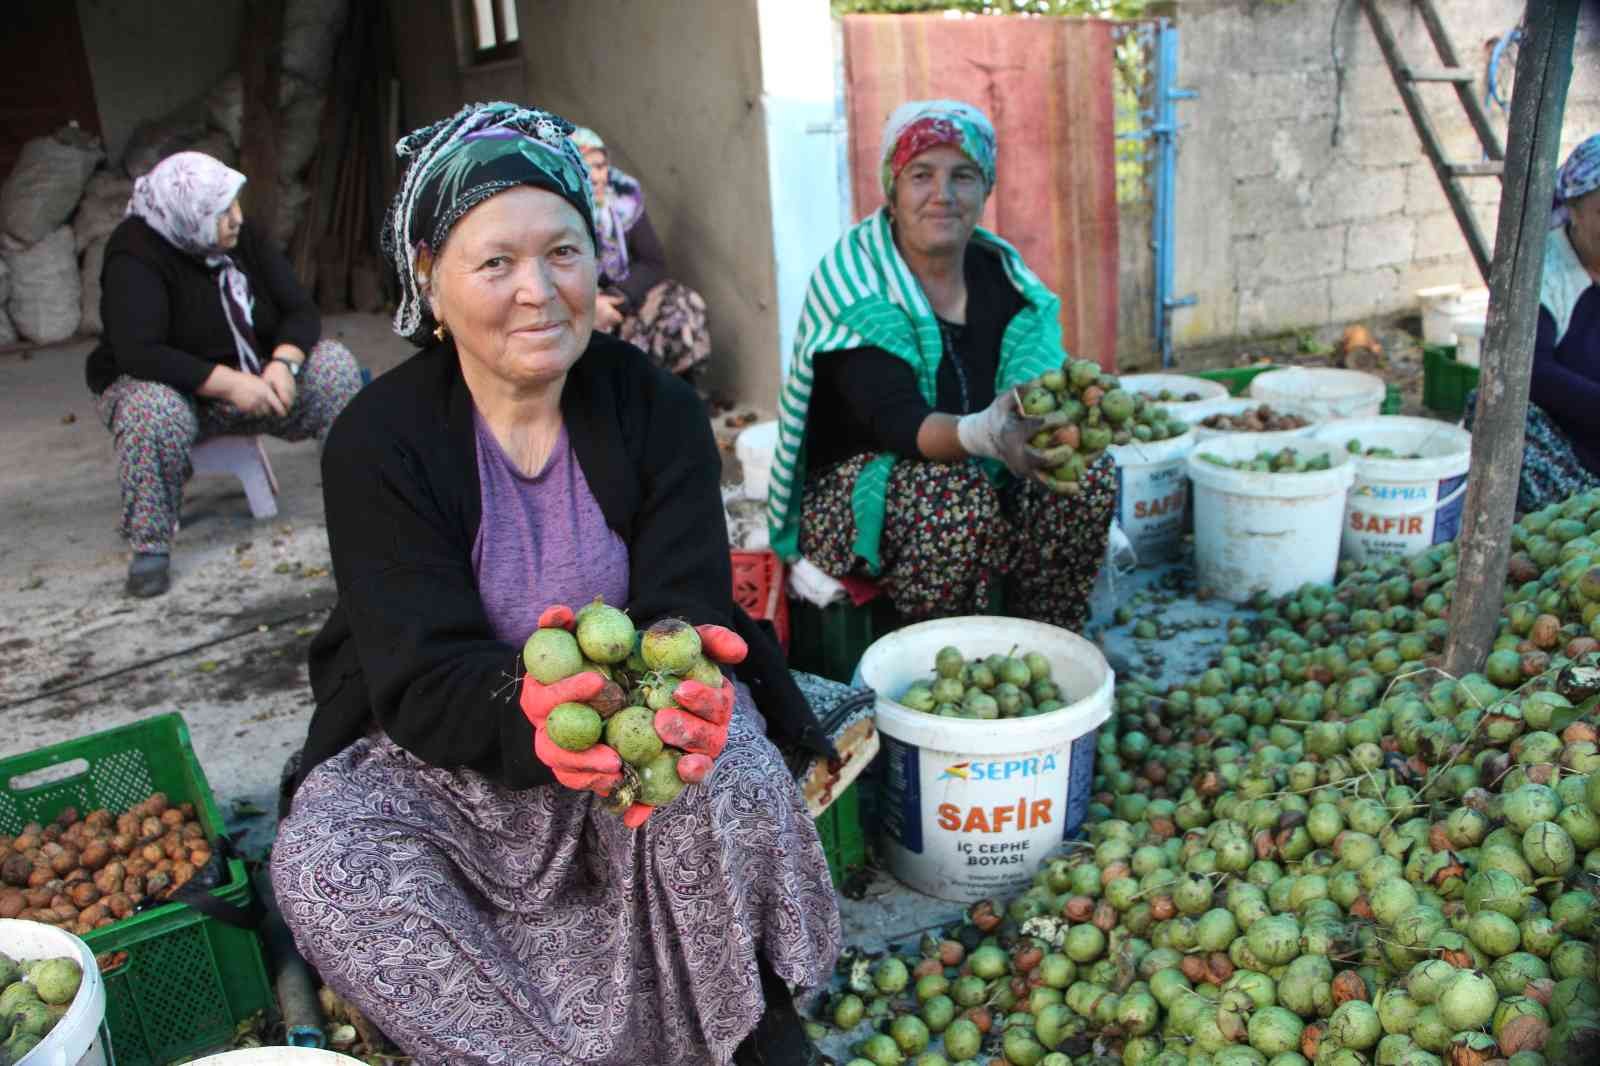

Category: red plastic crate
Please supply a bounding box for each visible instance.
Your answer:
[731,549,789,651]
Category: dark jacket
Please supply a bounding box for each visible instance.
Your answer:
[604,206,669,309]
[85,217,320,395]
[1531,286,1600,476]
[803,242,1025,472]
[294,332,834,793]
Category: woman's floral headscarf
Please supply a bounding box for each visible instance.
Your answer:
[127,151,260,373]
[382,102,595,345]
[1553,134,1600,228]
[565,126,645,285]
[879,99,997,200]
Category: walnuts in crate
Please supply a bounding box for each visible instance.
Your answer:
[0,791,211,937]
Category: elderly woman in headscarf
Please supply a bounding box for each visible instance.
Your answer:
[84,151,363,597]
[1465,134,1600,512]
[767,100,1115,630]
[270,103,839,1066]
[570,126,712,383]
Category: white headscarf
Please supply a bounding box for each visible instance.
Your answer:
[127,152,260,373]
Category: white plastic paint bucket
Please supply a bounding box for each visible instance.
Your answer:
[856,617,1112,903]
[735,421,778,502]
[1108,430,1196,564]
[1453,313,1486,367]
[0,919,110,1066]
[1117,373,1231,424]
[1191,398,1321,447]
[1310,416,1472,563]
[1417,284,1464,345]
[1187,436,1356,602]
[1249,367,1386,421]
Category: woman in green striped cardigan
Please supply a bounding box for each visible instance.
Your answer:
[767,100,1115,631]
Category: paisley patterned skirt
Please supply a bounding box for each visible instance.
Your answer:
[618,279,712,382]
[270,687,841,1066]
[1463,390,1600,513]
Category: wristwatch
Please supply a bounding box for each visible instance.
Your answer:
[271,357,303,380]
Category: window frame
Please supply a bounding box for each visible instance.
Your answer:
[464,0,520,66]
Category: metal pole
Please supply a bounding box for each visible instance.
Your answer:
[1152,19,1195,368]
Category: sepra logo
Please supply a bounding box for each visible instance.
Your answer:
[939,755,1057,782]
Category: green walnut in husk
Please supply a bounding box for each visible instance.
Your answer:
[811,486,1600,1066]
[1198,447,1334,473]
[897,645,1060,720]
[1016,358,1189,496]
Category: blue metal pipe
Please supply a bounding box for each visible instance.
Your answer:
[1151,19,1196,368]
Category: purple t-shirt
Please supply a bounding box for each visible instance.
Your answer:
[470,412,630,646]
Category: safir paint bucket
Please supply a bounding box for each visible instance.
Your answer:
[0,919,110,1066]
[1248,367,1386,421]
[856,617,1112,903]
[1108,430,1196,564]
[1310,416,1472,563]
[1187,435,1356,602]
[1116,373,1231,424]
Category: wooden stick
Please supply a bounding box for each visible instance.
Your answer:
[1443,0,1581,678]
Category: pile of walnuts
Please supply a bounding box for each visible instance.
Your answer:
[0,793,212,939]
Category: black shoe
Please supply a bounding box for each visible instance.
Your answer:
[732,958,819,1066]
[125,553,171,598]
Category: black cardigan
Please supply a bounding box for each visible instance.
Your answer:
[803,243,1024,472]
[294,333,834,792]
[85,217,320,395]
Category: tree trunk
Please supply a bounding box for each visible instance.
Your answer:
[1442,0,1580,678]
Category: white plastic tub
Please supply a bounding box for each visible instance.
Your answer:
[1187,435,1356,602]
[1417,284,1464,345]
[856,617,1113,903]
[1249,367,1386,421]
[1453,313,1486,367]
[1108,430,1196,564]
[1191,398,1321,447]
[0,919,109,1066]
[735,421,778,502]
[1310,416,1472,563]
[1116,373,1231,424]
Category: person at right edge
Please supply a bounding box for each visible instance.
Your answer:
[1465,133,1600,512]
[766,99,1115,630]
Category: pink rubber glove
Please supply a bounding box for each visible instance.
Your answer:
[519,665,623,796]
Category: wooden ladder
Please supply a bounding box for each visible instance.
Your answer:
[1359,0,1505,281]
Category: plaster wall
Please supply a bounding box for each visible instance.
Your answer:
[1171,0,1600,355]
[76,0,248,165]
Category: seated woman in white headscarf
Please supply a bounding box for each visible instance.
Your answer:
[85,151,362,597]
[1466,133,1600,512]
[571,126,712,385]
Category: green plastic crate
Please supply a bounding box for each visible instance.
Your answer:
[813,782,867,888]
[788,597,906,685]
[1192,365,1280,396]
[1423,344,1480,417]
[0,714,272,1066]
[1382,384,1402,415]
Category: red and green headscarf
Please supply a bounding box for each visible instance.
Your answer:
[879,99,997,200]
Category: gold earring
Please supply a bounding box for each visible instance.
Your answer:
[433,322,448,341]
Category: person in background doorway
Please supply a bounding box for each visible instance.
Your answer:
[570,126,712,385]
[85,151,363,598]
[1465,133,1600,512]
[766,100,1115,631]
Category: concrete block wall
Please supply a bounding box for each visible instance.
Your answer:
[1172,0,1600,354]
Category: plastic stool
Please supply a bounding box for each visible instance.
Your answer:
[191,435,279,519]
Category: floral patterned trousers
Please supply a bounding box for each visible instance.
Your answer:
[93,339,363,553]
[799,453,1117,631]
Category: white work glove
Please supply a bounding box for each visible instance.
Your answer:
[956,389,1058,478]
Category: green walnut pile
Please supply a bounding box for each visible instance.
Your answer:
[1198,448,1335,474]
[1343,441,1423,460]
[0,951,81,1063]
[523,599,723,814]
[1015,360,1190,496]
[819,487,1600,1065]
[897,647,1065,720]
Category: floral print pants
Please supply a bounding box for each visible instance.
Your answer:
[799,452,1117,631]
[618,279,711,382]
[93,339,363,553]
[1464,389,1600,513]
